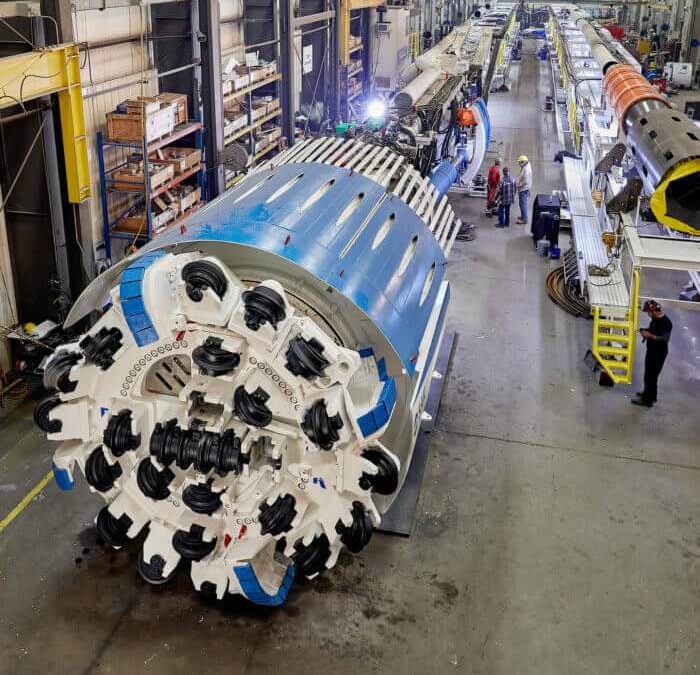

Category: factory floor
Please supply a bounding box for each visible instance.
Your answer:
[1,50,699,675]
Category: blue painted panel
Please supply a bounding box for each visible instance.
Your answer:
[474,98,491,150]
[119,252,164,347]
[357,356,397,437]
[234,562,295,606]
[52,463,74,491]
[130,164,448,376]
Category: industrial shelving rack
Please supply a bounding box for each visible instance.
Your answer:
[97,119,206,260]
[340,9,370,121]
[221,0,284,185]
[222,67,283,161]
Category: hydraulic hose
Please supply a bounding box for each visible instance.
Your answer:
[545,267,591,318]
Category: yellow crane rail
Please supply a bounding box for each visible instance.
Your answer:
[0,44,90,203]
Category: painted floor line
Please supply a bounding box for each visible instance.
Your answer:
[0,469,53,534]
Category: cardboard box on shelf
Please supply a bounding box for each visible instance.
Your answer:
[159,185,201,216]
[265,97,280,114]
[254,125,282,153]
[156,93,188,125]
[224,111,248,137]
[179,186,201,213]
[231,66,251,90]
[150,147,201,175]
[106,106,175,143]
[224,98,243,115]
[117,207,176,233]
[111,162,175,191]
[251,100,268,121]
[126,98,161,115]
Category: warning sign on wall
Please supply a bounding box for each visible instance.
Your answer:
[303,44,313,74]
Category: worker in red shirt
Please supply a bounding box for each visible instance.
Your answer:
[486,158,501,215]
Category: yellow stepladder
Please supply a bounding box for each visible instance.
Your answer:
[591,269,641,384]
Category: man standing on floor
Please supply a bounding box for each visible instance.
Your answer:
[496,166,516,227]
[486,158,501,215]
[631,300,673,407]
[516,155,532,224]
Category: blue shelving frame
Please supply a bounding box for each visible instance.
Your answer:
[97,118,206,260]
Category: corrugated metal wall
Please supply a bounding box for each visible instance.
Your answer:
[72,2,246,253]
[74,6,156,250]
[221,0,245,62]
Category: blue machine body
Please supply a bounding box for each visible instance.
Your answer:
[140,163,447,378]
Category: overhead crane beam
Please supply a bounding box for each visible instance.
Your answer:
[0,44,90,203]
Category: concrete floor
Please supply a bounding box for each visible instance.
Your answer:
[1,52,699,675]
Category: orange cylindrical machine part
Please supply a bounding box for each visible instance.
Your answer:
[456,107,477,128]
[603,65,667,126]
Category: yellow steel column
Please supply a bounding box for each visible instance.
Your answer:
[0,45,90,203]
[56,45,90,203]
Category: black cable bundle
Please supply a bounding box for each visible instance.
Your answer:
[545,267,591,318]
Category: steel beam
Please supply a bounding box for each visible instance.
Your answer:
[0,45,90,204]
[45,0,96,284]
[199,0,225,197]
[294,9,335,26]
[0,2,41,18]
[72,0,190,9]
[279,0,295,143]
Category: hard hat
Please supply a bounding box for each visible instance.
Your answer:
[518,155,528,163]
[642,299,662,312]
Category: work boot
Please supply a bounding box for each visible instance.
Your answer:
[516,218,526,225]
[631,395,653,407]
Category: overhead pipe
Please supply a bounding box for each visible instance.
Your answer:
[394,67,442,110]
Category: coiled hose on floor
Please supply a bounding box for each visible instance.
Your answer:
[546,267,591,318]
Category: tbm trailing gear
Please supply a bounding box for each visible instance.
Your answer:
[39,137,459,606]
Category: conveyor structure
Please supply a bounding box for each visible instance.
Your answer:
[35,138,458,605]
[382,10,508,197]
[547,5,700,385]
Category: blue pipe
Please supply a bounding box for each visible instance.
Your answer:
[430,161,458,199]
[430,144,469,199]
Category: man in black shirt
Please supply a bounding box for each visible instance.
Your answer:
[631,300,673,407]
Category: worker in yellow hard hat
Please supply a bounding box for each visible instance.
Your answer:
[516,155,532,225]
